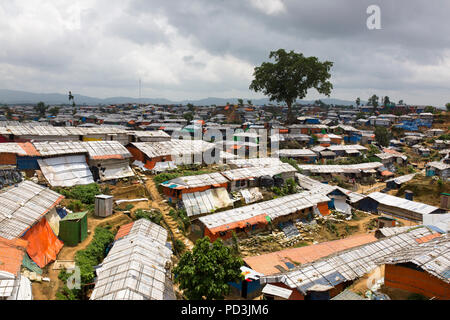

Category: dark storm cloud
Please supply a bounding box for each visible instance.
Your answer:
[0,0,449,105]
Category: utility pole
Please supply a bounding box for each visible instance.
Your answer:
[139,78,142,100]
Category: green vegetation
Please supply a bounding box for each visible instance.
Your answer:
[249,49,333,124]
[153,167,215,187]
[173,237,244,300]
[57,183,101,205]
[75,227,114,284]
[173,239,186,253]
[280,157,301,172]
[271,178,297,196]
[67,200,84,212]
[34,101,48,118]
[169,208,191,234]
[134,209,164,225]
[324,220,340,237]
[438,134,450,141]
[374,126,392,147]
[57,227,114,300]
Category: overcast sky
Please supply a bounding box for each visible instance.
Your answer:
[0,0,449,106]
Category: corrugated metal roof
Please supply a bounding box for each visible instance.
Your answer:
[297,162,383,174]
[131,140,215,159]
[221,163,296,181]
[199,190,329,230]
[366,192,440,215]
[275,149,317,157]
[261,226,436,294]
[166,172,228,189]
[90,219,175,300]
[376,234,449,284]
[262,284,292,299]
[0,181,64,239]
[228,157,283,168]
[38,155,94,187]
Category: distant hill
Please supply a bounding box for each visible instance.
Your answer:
[0,89,359,106]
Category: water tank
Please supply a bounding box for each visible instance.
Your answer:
[405,190,413,201]
[95,195,114,217]
[273,176,284,187]
[259,175,274,188]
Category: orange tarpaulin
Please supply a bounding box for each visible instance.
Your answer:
[0,237,28,276]
[208,214,269,235]
[22,218,63,268]
[317,202,331,216]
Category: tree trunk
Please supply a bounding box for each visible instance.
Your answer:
[286,101,293,124]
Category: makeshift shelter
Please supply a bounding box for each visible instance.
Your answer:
[59,211,88,246]
[260,226,437,300]
[378,235,450,300]
[0,237,32,300]
[128,140,216,170]
[0,181,64,268]
[161,172,229,201]
[22,217,63,268]
[356,192,445,222]
[37,155,94,187]
[84,141,134,181]
[90,219,175,300]
[95,195,114,217]
[198,190,330,241]
[181,188,233,218]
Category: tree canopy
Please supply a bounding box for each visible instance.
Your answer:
[368,95,379,108]
[249,49,333,124]
[446,103,450,112]
[173,237,244,300]
[34,101,48,118]
[374,126,392,147]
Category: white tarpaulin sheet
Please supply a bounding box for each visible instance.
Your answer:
[99,162,134,181]
[240,188,264,204]
[152,161,177,173]
[182,187,232,217]
[38,155,94,187]
[334,199,352,215]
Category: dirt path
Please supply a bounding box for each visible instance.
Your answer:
[144,178,194,250]
[358,182,386,195]
[32,212,132,300]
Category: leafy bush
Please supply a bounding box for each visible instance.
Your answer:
[173,239,186,253]
[59,184,101,204]
[75,227,114,285]
[134,209,163,225]
[67,200,84,212]
[280,157,301,172]
[271,178,298,196]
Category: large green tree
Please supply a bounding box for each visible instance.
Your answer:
[34,101,48,118]
[368,95,379,108]
[374,126,392,147]
[249,49,333,124]
[49,106,60,117]
[173,237,244,300]
[446,103,450,112]
[356,97,361,107]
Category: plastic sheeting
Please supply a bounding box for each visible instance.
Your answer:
[45,208,61,236]
[22,218,64,268]
[99,162,134,181]
[334,199,352,215]
[38,155,94,187]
